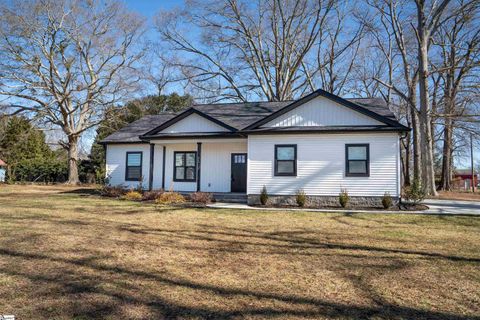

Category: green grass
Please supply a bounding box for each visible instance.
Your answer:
[0,184,479,319]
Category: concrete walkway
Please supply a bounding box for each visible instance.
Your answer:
[208,199,480,216]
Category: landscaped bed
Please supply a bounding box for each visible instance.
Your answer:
[0,184,479,319]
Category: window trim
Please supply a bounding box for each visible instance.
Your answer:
[173,151,197,182]
[345,144,370,177]
[125,151,143,182]
[274,144,297,176]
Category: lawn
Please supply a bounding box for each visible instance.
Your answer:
[0,185,479,320]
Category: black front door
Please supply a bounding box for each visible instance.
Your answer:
[231,153,247,192]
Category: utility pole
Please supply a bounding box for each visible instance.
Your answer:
[471,133,475,193]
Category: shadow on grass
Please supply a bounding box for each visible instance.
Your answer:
[0,247,477,320]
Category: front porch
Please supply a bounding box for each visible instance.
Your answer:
[148,138,248,194]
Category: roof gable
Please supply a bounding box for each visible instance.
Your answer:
[142,108,236,137]
[262,95,384,127]
[245,89,406,129]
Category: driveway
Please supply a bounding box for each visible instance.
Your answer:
[423,199,480,215]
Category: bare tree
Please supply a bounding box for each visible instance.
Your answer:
[363,0,422,184]
[432,6,480,190]
[155,0,346,102]
[0,0,145,183]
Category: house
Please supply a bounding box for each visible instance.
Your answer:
[452,169,478,190]
[0,159,6,183]
[101,89,409,206]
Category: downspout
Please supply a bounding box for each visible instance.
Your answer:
[161,146,166,190]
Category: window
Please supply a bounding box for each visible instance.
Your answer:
[274,145,297,176]
[125,152,142,181]
[174,151,197,182]
[346,144,369,177]
[233,154,246,164]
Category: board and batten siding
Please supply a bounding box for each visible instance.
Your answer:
[161,113,229,133]
[162,141,247,192]
[105,144,151,189]
[247,133,400,197]
[201,141,247,192]
[263,95,383,127]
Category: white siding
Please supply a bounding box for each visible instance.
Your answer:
[105,144,150,189]
[161,113,229,133]
[247,133,400,197]
[163,143,198,191]
[263,95,383,127]
[201,142,247,192]
[151,145,164,190]
[162,141,247,192]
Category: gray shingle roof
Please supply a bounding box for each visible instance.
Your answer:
[101,114,177,143]
[101,97,402,143]
[192,101,292,130]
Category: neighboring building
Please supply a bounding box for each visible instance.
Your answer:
[0,159,6,183]
[452,169,478,190]
[101,89,409,205]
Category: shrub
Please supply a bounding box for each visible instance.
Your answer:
[296,189,307,207]
[155,192,186,204]
[403,179,426,205]
[122,190,143,201]
[189,192,213,204]
[142,189,164,201]
[382,192,393,209]
[339,188,349,208]
[260,185,269,205]
[101,185,126,198]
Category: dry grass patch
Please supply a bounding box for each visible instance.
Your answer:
[0,184,479,319]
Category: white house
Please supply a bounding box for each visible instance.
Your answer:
[101,89,409,205]
[0,159,6,182]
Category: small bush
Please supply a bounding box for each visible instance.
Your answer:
[339,188,349,208]
[155,192,186,204]
[190,192,213,204]
[142,189,164,201]
[122,190,143,201]
[101,185,126,198]
[260,185,269,205]
[382,192,393,209]
[296,189,307,207]
[403,179,426,205]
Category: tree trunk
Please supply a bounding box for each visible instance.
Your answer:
[418,40,438,196]
[67,135,80,184]
[440,118,453,190]
[411,106,422,182]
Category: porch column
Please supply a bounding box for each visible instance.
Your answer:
[161,146,166,190]
[197,142,202,192]
[148,144,154,191]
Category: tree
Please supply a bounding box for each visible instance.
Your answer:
[432,5,480,190]
[90,93,192,181]
[155,0,369,102]
[0,116,61,181]
[0,0,145,184]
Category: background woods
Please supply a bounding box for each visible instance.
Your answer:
[0,0,479,194]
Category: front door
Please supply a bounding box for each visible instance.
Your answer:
[231,153,247,192]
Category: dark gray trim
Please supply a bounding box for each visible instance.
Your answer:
[148,144,154,191]
[244,89,409,130]
[173,151,197,182]
[125,151,143,182]
[161,146,166,190]
[141,108,237,138]
[274,144,297,176]
[197,142,202,192]
[345,144,370,177]
[98,141,149,145]
[243,126,410,135]
[141,132,245,141]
